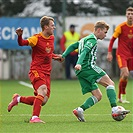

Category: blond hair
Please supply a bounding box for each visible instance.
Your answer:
[94,20,109,31]
[126,7,133,12]
[40,16,54,30]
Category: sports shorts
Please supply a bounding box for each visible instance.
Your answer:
[116,55,133,71]
[76,66,106,95]
[29,70,51,98]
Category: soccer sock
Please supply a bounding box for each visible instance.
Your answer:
[106,85,117,107]
[118,78,127,99]
[80,96,98,111]
[20,96,35,105]
[32,95,44,117]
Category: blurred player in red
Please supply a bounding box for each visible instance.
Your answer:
[107,7,133,103]
[8,16,61,123]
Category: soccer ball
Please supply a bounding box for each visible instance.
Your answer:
[112,106,126,121]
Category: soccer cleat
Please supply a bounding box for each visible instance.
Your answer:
[30,117,45,123]
[112,106,130,117]
[118,99,130,104]
[118,94,130,103]
[73,107,85,122]
[8,93,19,112]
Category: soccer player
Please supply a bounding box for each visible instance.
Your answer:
[107,7,133,103]
[8,16,61,123]
[57,21,130,122]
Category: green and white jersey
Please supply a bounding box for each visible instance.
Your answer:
[77,33,97,69]
[62,33,106,93]
[62,33,99,75]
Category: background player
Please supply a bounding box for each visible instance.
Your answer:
[107,7,133,103]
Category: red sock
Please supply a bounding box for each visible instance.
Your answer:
[20,96,35,105]
[118,78,127,99]
[32,95,44,117]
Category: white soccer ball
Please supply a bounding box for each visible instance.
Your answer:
[112,106,126,121]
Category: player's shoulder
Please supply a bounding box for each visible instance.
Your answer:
[34,32,42,38]
[82,34,96,45]
[86,34,96,41]
[118,22,127,27]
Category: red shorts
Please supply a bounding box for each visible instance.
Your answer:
[29,70,51,98]
[116,55,133,71]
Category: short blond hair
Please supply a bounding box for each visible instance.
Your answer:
[126,7,133,12]
[40,16,54,30]
[94,20,109,31]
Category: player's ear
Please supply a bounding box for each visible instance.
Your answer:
[44,25,48,29]
[97,28,101,33]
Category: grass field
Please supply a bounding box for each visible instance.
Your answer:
[0,79,132,133]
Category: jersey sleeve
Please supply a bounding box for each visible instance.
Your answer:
[108,37,116,52]
[108,25,121,52]
[62,42,79,58]
[113,25,121,38]
[27,36,38,47]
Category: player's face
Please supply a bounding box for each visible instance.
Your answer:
[98,28,108,40]
[126,11,133,22]
[46,20,56,35]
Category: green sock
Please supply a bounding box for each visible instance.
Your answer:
[106,85,117,107]
[80,96,98,111]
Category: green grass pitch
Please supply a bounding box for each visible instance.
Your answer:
[0,79,132,133]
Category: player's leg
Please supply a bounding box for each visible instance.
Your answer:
[98,74,130,116]
[30,82,46,123]
[73,88,101,122]
[73,74,100,122]
[30,73,51,123]
[116,55,129,103]
[8,94,36,112]
[119,67,129,103]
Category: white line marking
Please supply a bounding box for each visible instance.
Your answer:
[19,81,33,88]
[0,114,131,117]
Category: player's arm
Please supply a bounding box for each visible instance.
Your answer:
[16,27,29,46]
[75,46,90,70]
[107,25,121,62]
[62,42,79,58]
[107,37,116,62]
[16,27,38,47]
[52,53,64,62]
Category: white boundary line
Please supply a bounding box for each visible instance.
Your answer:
[0,114,132,117]
[19,81,33,88]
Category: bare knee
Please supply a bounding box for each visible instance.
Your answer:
[37,85,48,106]
[92,89,102,101]
[42,96,49,106]
[37,85,47,97]
[120,68,129,79]
[121,72,129,80]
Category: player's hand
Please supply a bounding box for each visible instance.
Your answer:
[107,52,113,62]
[75,64,81,70]
[16,27,23,36]
[53,54,65,62]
